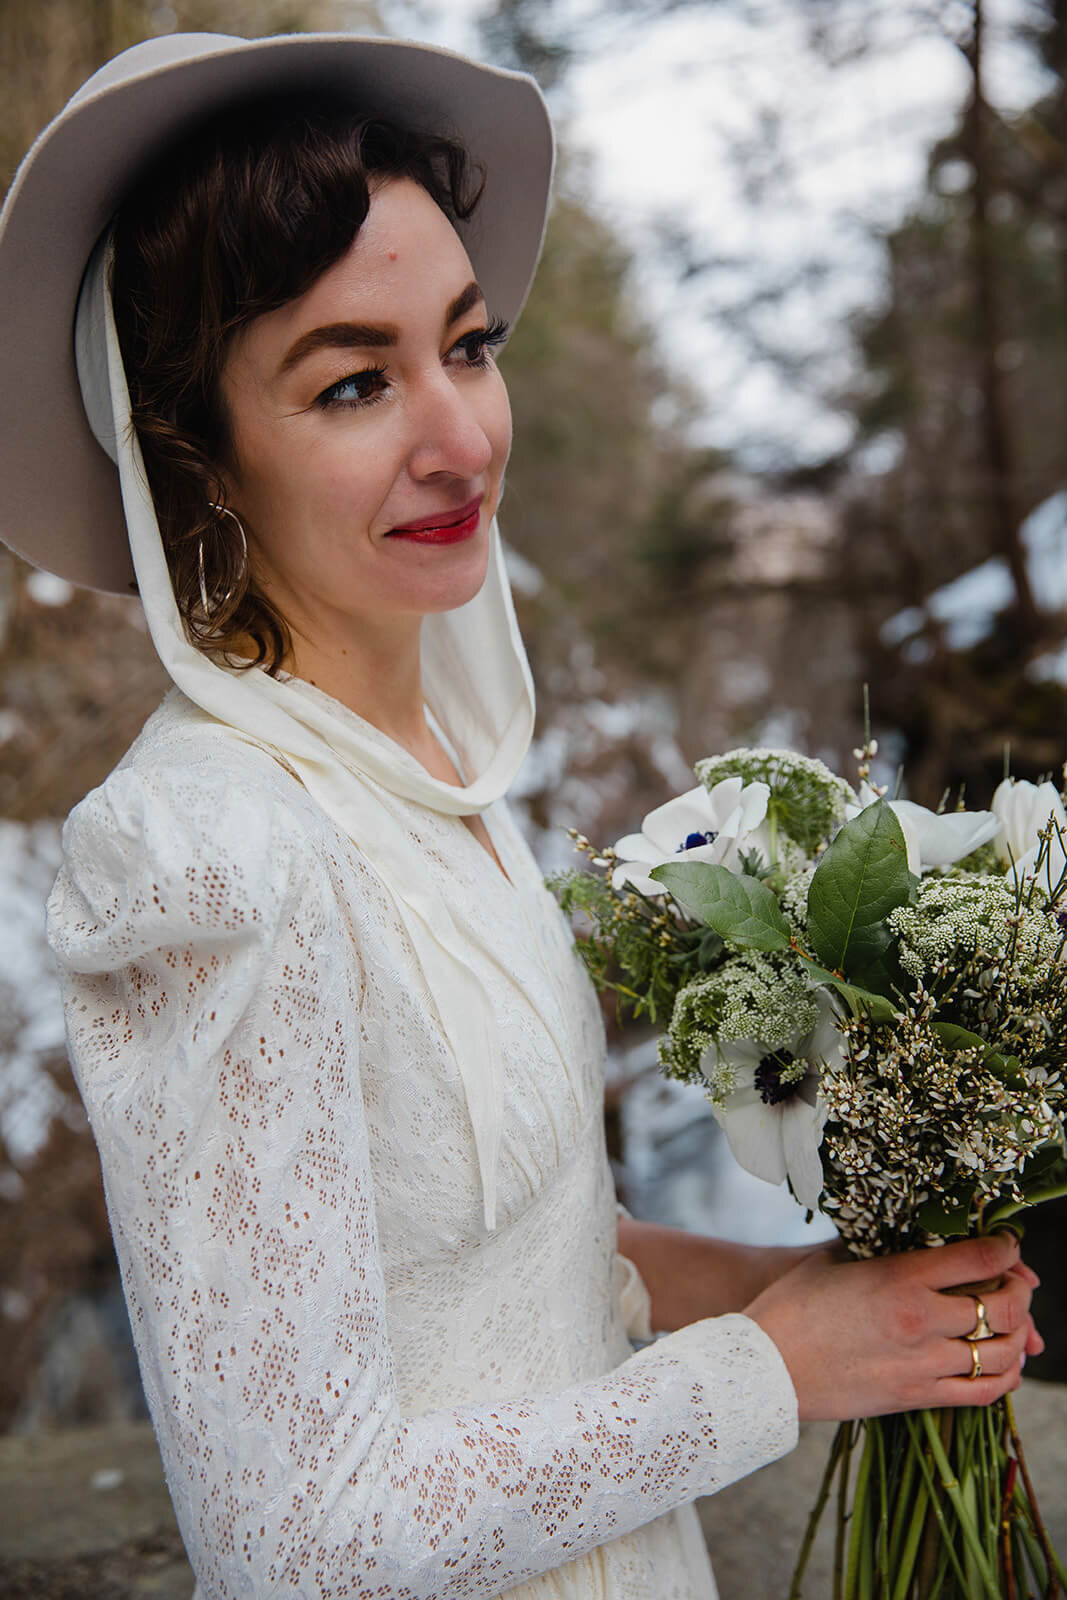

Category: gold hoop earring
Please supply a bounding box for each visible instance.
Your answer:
[199,503,248,619]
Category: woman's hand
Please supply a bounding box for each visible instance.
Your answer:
[744,1230,1044,1421]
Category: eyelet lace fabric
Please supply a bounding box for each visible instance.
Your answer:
[46,689,797,1600]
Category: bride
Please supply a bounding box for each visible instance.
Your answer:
[0,30,1040,1600]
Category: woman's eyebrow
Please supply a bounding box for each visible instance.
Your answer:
[278,320,397,376]
[277,281,486,378]
[445,280,485,326]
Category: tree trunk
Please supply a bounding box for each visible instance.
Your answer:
[965,0,1041,632]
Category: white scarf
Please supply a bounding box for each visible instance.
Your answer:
[75,234,537,1231]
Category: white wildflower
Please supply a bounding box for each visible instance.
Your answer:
[850,782,999,875]
[700,990,844,1209]
[993,777,1067,892]
[612,777,770,896]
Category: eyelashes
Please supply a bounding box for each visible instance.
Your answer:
[455,316,510,366]
[315,363,389,409]
[314,317,511,411]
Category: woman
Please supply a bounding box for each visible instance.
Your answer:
[0,31,1041,1600]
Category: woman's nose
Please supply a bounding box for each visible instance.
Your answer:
[406,371,496,481]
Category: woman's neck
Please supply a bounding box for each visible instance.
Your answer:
[283,616,460,782]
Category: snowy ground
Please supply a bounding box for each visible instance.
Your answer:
[0,820,70,1182]
[882,491,1067,670]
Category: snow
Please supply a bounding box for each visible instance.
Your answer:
[0,820,69,1166]
[1029,643,1067,688]
[510,687,695,872]
[503,541,545,597]
[880,491,1067,656]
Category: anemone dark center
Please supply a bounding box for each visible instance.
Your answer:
[755,1050,802,1106]
[680,830,718,851]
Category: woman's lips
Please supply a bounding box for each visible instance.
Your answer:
[387,495,483,545]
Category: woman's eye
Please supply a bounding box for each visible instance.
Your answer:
[452,317,510,368]
[315,364,389,409]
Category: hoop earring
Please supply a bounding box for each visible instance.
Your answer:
[198,503,248,619]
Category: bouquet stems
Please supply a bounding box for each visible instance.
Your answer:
[790,1399,1066,1599]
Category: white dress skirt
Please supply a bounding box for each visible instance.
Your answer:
[46,684,797,1600]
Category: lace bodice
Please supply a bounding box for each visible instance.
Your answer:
[46,688,797,1600]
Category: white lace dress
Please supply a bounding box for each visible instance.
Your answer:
[46,686,798,1600]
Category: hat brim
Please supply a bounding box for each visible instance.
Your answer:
[0,32,553,593]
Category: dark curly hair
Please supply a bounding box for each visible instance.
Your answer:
[110,97,484,672]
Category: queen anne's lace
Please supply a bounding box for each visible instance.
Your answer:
[46,689,797,1600]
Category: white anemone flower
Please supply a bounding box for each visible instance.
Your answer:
[891,800,999,874]
[993,778,1067,890]
[849,782,998,876]
[612,777,771,896]
[699,991,843,1209]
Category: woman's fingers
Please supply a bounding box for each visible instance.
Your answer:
[1001,1263,1045,1356]
[937,1272,1032,1339]
[914,1230,1021,1291]
[743,1231,1041,1421]
[896,1364,1024,1414]
[945,1322,1029,1380]
[1008,1259,1041,1291]
[882,1324,1031,1415]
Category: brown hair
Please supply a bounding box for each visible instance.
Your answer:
[110,98,484,671]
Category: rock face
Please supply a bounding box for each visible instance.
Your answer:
[2,1385,1065,1597]
[0,1421,191,1597]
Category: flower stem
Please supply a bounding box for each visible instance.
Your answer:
[1005,1391,1065,1596]
[845,1424,874,1599]
[916,1411,951,1595]
[834,1419,857,1600]
[1014,1504,1052,1593]
[791,1420,850,1599]
[767,803,780,873]
[904,1412,972,1594]
[797,1399,1063,1600]
[1000,1454,1019,1600]
[919,1408,1002,1600]
[889,1460,929,1600]
[873,1416,891,1589]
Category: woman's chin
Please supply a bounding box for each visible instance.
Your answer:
[400,540,493,616]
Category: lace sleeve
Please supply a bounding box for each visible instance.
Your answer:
[46,760,797,1600]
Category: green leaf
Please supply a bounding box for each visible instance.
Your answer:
[985,1178,1067,1228]
[650,861,792,951]
[796,955,897,1022]
[1019,1144,1066,1184]
[916,1189,976,1236]
[933,1023,1024,1083]
[806,801,913,981]
[934,1022,987,1053]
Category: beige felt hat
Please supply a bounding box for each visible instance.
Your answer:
[0,32,553,593]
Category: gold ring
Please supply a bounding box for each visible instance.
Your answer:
[969,1296,994,1341]
[966,1339,982,1380]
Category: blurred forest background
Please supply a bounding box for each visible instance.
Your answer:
[2,0,1067,1442]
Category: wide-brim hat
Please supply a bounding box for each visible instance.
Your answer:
[0,31,553,594]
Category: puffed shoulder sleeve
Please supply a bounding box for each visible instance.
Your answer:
[47,759,316,1048]
[46,760,796,1600]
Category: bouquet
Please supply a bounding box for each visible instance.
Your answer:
[551,741,1067,1599]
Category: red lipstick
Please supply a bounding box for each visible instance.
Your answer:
[387,495,483,545]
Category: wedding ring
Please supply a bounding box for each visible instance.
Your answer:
[968,1296,994,1341]
[966,1339,983,1380]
